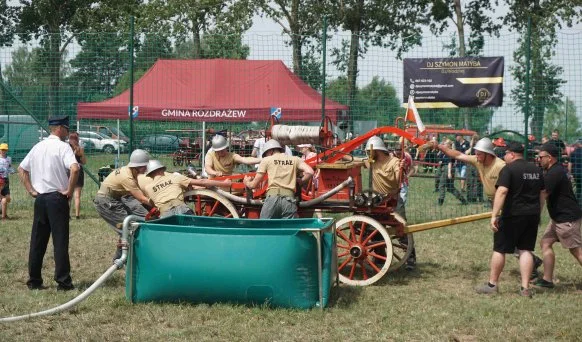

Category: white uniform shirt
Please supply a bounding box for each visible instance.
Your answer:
[20,135,78,194]
[253,138,267,159]
[202,147,214,177]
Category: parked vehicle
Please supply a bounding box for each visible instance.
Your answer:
[139,134,182,154]
[78,124,129,142]
[0,115,44,160]
[77,130,127,153]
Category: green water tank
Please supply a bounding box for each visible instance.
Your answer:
[126,215,336,309]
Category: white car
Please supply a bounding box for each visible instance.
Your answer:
[77,131,127,153]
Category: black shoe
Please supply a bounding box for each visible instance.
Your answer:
[530,268,540,281]
[533,278,555,289]
[405,258,416,271]
[27,283,48,290]
[437,198,444,206]
[57,284,75,291]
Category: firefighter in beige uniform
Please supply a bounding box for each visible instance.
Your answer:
[143,160,232,217]
[244,139,314,219]
[205,134,260,178]
[94,149,153,232]
[364,136,403,196]
[351,136,403,196]
[436,137,506,200]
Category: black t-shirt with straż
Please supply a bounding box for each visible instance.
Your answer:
[544,163,582,223]
[496,159,544,217]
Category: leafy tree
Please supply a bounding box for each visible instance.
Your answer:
[504,0,581,140]
[356,77,402,127]
[64,1,142,106]
[68,33,130,101]
[0,0,17,46]
[2,47,51,120]
[135,34,173,71]
[15,0,88,115]
[111,69,147,97]
[421,107,494,134]
[0,0,18,116]
[140,0,252,59]
[111,34,173,96]
[254,0,327,79]
[543,97,580,142]
[299,45,324,91]
[199,31,250,59]
[427,0,501,57]
[12,0,142,116]
[327,0,428,133]
[326,76,401,128]
[423,0,503,129]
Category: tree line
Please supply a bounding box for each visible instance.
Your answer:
[0,0,580,138]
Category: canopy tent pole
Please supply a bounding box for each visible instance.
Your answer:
[202,121,206,169]
[116,119,121,167]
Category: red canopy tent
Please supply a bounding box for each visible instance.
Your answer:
[77,59,348,123]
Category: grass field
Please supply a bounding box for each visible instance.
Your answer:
[1,154,581,341]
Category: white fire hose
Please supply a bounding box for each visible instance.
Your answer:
[0,215,142,323]
[214,177,352,207]
[271,125,321,146]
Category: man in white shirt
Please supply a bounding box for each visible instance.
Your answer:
[19,115,79,291]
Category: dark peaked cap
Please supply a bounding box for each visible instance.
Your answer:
[48,115,69,128]
[506,141,524,154]
[540,143,559,158]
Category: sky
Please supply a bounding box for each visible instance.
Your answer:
[243,10,582,137]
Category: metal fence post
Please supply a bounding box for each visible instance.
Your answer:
[524,16,532,160]
[321,16,327,124]
[129,16,135,154]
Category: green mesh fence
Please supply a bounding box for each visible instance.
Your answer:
[1,25,581,225]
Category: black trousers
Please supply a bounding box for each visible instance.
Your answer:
[27,192,72,287]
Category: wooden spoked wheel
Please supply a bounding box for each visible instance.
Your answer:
[336,215,393,286]
[183,189,239,218]
[172,154,184,166]
[388,212,414,272]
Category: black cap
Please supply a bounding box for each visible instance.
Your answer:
[48,115,69,128]
[540,143,559,158]
[506,141,524,154]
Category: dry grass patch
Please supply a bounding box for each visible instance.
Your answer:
[1,198,581,341]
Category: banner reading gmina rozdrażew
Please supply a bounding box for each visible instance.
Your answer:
[403,57,504,108]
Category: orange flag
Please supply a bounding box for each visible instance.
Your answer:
[405,96,425,133]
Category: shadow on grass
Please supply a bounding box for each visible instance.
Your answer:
[75,272,125,290]
[328,285,364,309]
[373,261,488,287]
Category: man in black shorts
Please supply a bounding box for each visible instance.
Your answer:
[476,142,544,297]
